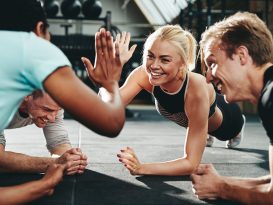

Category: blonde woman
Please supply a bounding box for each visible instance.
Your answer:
[83,25,245,176]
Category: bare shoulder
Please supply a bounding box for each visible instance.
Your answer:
[188,72,208,90]
[188,72,206,82]
[130,65,147,76]
[130,65,152,91]
[184,72,211,119]
[186,72,215,102]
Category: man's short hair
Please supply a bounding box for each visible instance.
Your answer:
[32,90,44,99]
[200,12,273,73]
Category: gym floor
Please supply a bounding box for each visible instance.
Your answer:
[0,105,268,205]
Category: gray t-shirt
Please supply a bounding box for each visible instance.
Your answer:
[0,109,71,151]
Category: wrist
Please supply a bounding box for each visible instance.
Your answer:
[138,164,148,175]
[99,83,119,102]
[102,81,119,93]
[35,178,55,196]
[218,177,229,199]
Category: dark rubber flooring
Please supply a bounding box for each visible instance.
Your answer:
[0,105,269,205]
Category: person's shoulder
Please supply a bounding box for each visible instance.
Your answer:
[258,80,273,143]
[188,72,207,89]
[132,65,145,73]
[186,72,212,102]
[6,111,33,129]
[22,32,46,43]
[56,109,65,120]
[128,65,147,79]
[260,80,273,110]
[0,31,38,47]
[27,32,58,49]
[188,72,206,82]
[24,32,71,67]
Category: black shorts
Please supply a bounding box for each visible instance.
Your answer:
[208,94,244,141]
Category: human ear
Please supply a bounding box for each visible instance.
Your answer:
[33,22,50,40]
[33,22,43,36]
[24,95,32,102]
[237,46,248,65]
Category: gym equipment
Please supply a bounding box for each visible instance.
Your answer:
[61,0,82,19]
[44,0,59,18]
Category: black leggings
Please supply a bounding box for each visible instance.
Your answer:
[208,94,244,141]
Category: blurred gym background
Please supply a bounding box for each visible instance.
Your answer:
[42,0,273,116]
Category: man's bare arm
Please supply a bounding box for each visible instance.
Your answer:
[191,145,273,205]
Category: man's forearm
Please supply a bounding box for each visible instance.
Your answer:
[221,146,273,204]
[219,176,273,205]
[221,175,271,189]
[0,179,52,205]
[0,151,55,173]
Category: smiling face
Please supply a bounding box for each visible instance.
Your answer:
[203,38,247,102]
[25,92,61,128]
[144,38,185,92]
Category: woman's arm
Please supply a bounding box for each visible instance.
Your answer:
[117,74,211,176]
[182,74,210,173]
[117,146,203,176]
[120,66,152,105]
[44,29,125,138]
[44,68,123,138]
[114,31,150,105]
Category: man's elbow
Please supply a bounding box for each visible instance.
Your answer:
[104,118,125,138]
[95,113,125,138]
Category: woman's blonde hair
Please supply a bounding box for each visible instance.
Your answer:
[143,25,197,78]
